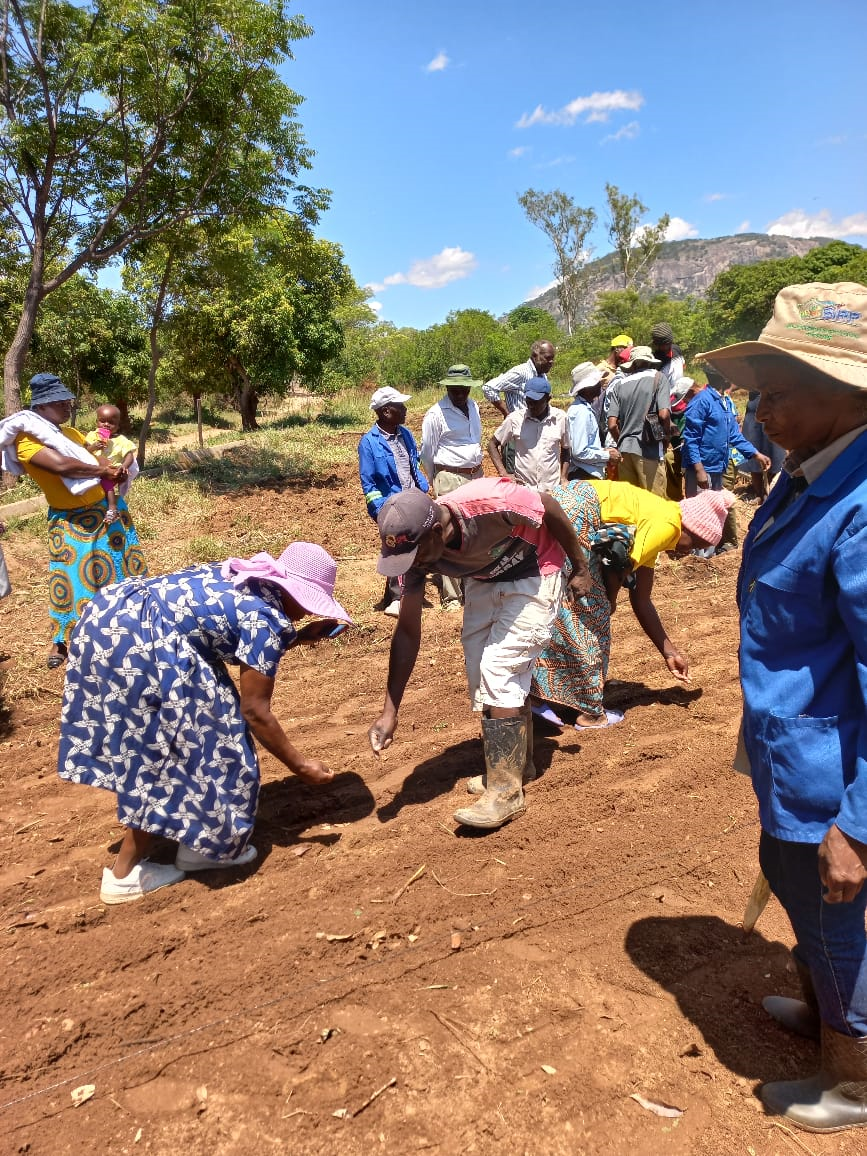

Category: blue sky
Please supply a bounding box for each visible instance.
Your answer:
[284,0,866,330]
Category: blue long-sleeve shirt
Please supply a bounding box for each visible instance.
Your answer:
[681,386,758,473]
[566,396,609,477]
[737,430,867,844]
[358,423,428,520]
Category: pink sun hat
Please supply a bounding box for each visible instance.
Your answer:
[221,542,352,621]
[678,490,736,547]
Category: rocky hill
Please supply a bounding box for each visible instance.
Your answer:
[527,232,837,326]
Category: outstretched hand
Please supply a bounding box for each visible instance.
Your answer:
[294,759,334,786]
[665,647,691,684]
[368,714,396,757]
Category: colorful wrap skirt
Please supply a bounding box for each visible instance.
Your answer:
[47,497,147,645]
[531,482,611,719]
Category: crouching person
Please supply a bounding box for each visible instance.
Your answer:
[367,478,591,830]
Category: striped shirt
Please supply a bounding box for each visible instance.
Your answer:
[483,358,546,413]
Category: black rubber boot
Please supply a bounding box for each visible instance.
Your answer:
[763,960,820,1041]
[466,705,536,795]
[761,1024,867,1132]
[454,716,526,830]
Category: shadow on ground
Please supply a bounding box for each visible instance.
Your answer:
[625,913,816,1082]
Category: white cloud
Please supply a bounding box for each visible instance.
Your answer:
[536,154,575,168]
[665,217,699,241]
[508,146,529,158]
[368,300,383,313]
[767,208,867,239]
[602,120,640,144]
[735,219,751,234]
[365,246,478,294]
[524,279,558,301]
[516,89,643,128]
[704,192,729,202]
[426,52,449,72]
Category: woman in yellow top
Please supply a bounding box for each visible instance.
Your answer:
[13,373,147,667]
[588,479,736,684]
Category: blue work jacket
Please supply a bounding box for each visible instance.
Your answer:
[681,387,758,473]
[737,431,867,844]
[358,423,429,520]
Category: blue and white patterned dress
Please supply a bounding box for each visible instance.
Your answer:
[58,565,297,858]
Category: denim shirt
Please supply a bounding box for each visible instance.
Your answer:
[358,423,428,520]
[737,430,867,844]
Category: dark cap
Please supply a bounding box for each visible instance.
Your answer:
[29,372,75,407]
[651,322,674,343]
[376,490,438,576]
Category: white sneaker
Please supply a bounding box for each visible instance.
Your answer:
[383,602,400,618]
[175,844,258,872]
[100,861,185,905]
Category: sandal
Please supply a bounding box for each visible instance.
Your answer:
[47,644,67,670]
[574,709,624,730]
[531,704,565,729]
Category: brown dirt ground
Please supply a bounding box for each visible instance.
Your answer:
[0,461,862,1156]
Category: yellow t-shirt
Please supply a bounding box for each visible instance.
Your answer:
[588,480,681,570]
[15,426,104,509]
[84,430,137,467]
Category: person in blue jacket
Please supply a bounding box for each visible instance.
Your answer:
[680,378,770,497]
[358,387,429,616]
[701,280,867,1134]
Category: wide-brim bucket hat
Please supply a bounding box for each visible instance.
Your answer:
[221,543,352,621]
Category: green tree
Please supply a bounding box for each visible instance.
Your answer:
[30,278,149,426]
[604,183,670,289]
[705,241,867,348]
[164,212,354,430]
[518,189,596,335]
[318,285,385,394]
[1,0,323,413]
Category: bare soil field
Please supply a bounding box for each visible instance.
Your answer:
[0,462,860,1156]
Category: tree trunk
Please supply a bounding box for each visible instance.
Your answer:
[195,394,204,448]
[229,355,259,431]
[115,396,131,434]
[137,255,174,469]
[4,259,46,415]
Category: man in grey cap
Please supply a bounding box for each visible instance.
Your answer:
[606,346,672,495]
[368,478,590,831]
[420,365,484,610]
[358,386,429,617]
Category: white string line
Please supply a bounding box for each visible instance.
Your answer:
[0,814,756,1114]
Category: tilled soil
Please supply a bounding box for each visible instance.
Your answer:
[0,466,860,1155]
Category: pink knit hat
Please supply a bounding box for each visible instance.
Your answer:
[678,489,736,547]
[221,542,352,621]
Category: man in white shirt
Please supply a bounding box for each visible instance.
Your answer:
[488,377,569,492]
[566,362,621,480]
[420,364,484,609]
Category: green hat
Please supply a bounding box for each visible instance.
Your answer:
[439,364,483,388]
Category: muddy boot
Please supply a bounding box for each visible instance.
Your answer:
[760,1024,867,1132]
[467,706,536,795]
[763,960,820,1041]
[454,716,526,829]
